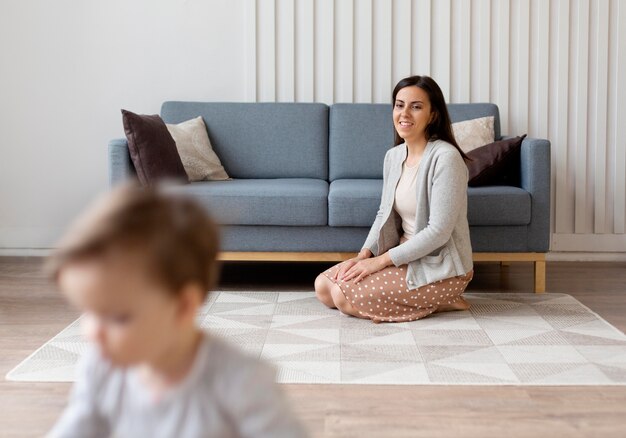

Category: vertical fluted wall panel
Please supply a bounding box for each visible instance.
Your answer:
[412,0,431,77]
[392,0,413,87]
[334,0,353,102]
[610,0,626,235]
[590,0,609,234]
[471,0,491,102]
[245,0,626,251]
[256,0,276,102]
[276,0,295,102]
[295,0,314,101]
[354,0,373,102]
[314,0,334,104]
[372,0,392,103]
[451,0,470,103]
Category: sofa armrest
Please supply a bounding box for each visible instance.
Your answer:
[108,138,137,187]
[520,137,551,252]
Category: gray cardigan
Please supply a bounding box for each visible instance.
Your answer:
[362,139,473,289]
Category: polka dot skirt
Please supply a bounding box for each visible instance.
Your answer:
[322,263,473,323]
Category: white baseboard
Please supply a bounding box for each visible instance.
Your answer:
[546,252,626,262]
[0,248,53,257]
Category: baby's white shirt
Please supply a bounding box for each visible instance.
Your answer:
[48,335,307,438]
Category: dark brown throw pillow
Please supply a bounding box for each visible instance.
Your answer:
[121,109,188,186]
[466,135,526,187]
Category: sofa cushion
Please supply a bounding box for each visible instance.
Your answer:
[447,103,501,140]
[452,116,495,153]
[161,102,328,180]
[329,104,394,181]
[467,186,531,226]
[121,110,188,186]
[164,179,328,226]
[329,180,530,228]
[467,136,525,187]
[328,179,383,227]
[165,116,230,181]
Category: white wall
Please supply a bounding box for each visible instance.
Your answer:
[1,0,625,253]
[0,0,247,249]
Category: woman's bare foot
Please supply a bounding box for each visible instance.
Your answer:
[436,296,470,313]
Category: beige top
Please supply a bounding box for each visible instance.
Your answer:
[393,160,419,241]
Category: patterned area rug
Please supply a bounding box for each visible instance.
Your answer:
[6,292,626,385]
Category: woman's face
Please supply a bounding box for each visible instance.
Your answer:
[393,85,434,144]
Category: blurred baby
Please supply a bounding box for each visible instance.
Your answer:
[46,184,307,438]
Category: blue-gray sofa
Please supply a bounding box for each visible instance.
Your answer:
[109,102,550,292]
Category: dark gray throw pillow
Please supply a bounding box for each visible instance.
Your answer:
[121,109,188,186]
[466,135,526,187]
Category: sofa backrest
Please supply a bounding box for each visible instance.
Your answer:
[329,102,501,180]
[161,102,328,179]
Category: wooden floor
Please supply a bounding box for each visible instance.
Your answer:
[1,257,625,437]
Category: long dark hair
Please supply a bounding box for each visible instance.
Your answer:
[392,75,468,160]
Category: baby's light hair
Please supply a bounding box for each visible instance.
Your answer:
[47,183,220,298]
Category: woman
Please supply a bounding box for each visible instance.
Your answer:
[315,75,474,323]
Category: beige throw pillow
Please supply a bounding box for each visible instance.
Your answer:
[166,117,230,181]
[452,116,495,153]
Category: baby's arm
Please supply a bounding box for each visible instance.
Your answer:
[47,348,110,438]
[225,359,308,438]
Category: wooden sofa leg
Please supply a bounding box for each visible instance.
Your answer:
[534,260,546,293]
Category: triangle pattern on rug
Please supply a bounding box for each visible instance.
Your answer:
[594,363,626,382]
[432,345,506,364]
[215,292,275,304]
[275,328,340,344]
[411,313,482,330]
[340,325,408,344]
[426,363,514,384]
[533,363,612,384]
[418,345,491,362]
[275,365,331,384]
[341,343,422,363]
[209,303,277,316]
[261,343,339,361]
[483,328,552,345]
[353,330,416,346]
[47,341,89,356]
[341,361,429,384]
[434,362,518,383]
[560,320,626,341]
[200,315,261,330]
[558,330,626,346]
[474,316,550,332]
[476,314,553,330]
[501,330,571,346]
[509,362,588,383]
[265,330,337,345]
[270,315,338,329]
[276,292,316,303]
[496,345,588,364]
[272,345,340,362]
[411,328,493,346]
[274,360,340,383]
[532,304,600,329]
[7,291,626,386]
[574,346,626,364]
